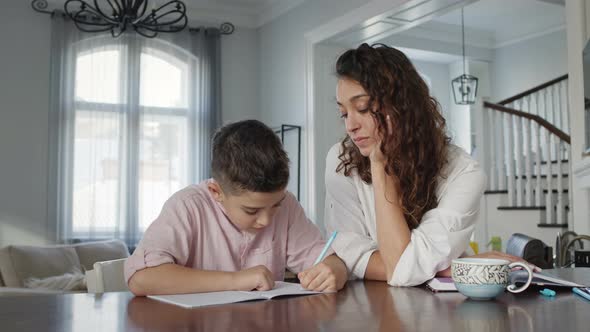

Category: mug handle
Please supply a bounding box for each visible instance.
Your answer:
[506,262,533,293]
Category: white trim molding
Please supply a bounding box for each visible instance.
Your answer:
[494,24,566,49]
[573,157,590,189]
[303,38,316,222]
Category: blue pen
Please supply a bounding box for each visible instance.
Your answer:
[573,287,590,302]
[314,231,338,265]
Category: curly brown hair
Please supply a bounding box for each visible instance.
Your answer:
[335,43,451,229]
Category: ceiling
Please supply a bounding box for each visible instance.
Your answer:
[326,0,565,64]
[45,0,304,27]
[432,0,565,46]
[41,0,565,49]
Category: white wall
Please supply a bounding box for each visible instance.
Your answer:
[0,0,260,246]
[491,29,567,102]
[258,0,367,125]
[412,60,452,120]
[0,1,52,246]
[258,0,371,217]
[313,43,347,233]
[467,60,491,156]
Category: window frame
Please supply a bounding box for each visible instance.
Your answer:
[67,36,194,241]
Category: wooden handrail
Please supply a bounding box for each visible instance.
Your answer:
[483,101,571,144]
[497,74,568,105]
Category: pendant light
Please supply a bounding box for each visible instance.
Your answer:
[452,7,478,105]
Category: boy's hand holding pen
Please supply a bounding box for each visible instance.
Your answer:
[232,232,347,293]
[298,231,348,292]
[298,255,348,292]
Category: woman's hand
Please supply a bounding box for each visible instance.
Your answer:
[368,115,392,166]
[369,141,386,166]
[468,251,542,272]
[436,251,542,277]
[468,250,525,262]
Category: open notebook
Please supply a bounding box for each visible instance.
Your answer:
[510,268,590,287]
[426,277,457,292]
[148,281,321,308]
[427,268,590,292]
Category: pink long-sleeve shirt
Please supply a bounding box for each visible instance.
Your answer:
[124,180,332,284]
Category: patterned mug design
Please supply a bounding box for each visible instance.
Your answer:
[452,263,510,285]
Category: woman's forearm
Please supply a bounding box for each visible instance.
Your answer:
[371,163,411,281]
[364,251,387,281]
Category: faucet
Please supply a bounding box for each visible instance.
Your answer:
[555,231,590,267]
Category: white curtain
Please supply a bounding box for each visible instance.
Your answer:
[47,15,221,245]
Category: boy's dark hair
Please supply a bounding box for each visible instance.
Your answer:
[211,120,290,194]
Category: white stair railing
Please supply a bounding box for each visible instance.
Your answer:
[544,132,554,224]
[524,118,533,206]
[496,110,506,190]
[534,121,542,207]
[505,112,515,205]
[478,100,570,226]
[475,75,571,227]
[498,75,569,134]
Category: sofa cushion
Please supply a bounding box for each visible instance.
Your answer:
[74,240,129,272]
[0,287,65,296]
[24,270,86,291]
[0,245,82,288]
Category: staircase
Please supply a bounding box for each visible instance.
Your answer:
[474,75,571,247]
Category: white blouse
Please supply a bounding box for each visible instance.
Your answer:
[324,143,486,286]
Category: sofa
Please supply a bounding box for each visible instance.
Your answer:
[0,239,129,295]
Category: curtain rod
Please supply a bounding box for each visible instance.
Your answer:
[31,0,235,35]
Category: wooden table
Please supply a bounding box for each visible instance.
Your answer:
[1,281,588,331]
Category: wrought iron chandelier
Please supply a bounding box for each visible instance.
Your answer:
[32,0,188,38]
[451,7,478,105]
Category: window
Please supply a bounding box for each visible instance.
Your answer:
[70,38,193,239]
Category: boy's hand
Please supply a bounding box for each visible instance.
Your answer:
[233,265,275,291]
[298,255,347,292]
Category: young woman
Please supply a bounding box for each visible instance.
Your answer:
[325,43,525,286]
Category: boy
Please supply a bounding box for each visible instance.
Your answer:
[125,120,348,295]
